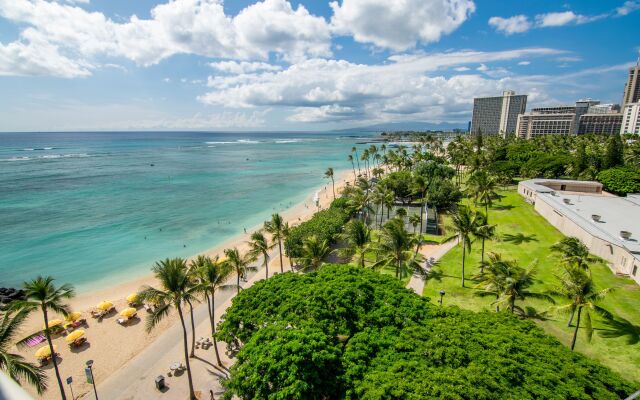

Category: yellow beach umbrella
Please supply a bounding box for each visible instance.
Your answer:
[120,307,137,319]
[42,319,63,330]
[65,312,82,322]
[35,345,56,359]
[126,293,139,303]
[97,301,113,311]
[65,330,85,344]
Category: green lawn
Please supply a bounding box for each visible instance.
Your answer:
[423,190,640,383]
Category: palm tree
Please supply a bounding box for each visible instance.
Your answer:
[193,255,233,366]
[474,252,509,312]
[466,170,499,221]
[346,188,374,225]
[475,221,497,266]
[336,219,371,267]
[298,235,330,272]
[395,207,407,219]
[264,213,287,273]
[347,155,357,183]
[551,265,613,351]
[0,310,47,394]
[409,213,421,234]
[223,248,257,295]
[493,261,551,314]
[351,146,361,175]
[373,219,423,279]
[324,167,335,199]
[249,231,271,279]
[139,258,197,399]
[185,260,204,358]
[445,206,481,287]
[14,276,74,400]
[551,237,596,271]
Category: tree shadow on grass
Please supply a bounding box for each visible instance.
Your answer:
[501,233,539,245]
[597,317,640,345]
[491,203,515,211]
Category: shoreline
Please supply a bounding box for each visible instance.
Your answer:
[62,168,353,311]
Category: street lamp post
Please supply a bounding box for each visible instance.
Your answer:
[85,360,99,400]
[438,290,445,306]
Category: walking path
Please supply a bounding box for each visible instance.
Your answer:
[406,239,458,295]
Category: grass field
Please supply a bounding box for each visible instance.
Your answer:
[423,189,640,383]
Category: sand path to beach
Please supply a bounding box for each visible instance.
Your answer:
[14,170,354,399]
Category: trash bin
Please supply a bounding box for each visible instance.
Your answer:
[155,375,165,390]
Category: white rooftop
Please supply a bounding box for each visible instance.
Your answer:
[537,191,640,258]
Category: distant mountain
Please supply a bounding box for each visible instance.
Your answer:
[335,121,467,133]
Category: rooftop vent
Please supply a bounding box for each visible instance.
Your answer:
[563,198,572,205]
[620,231,632,240]
[591,214,602,222]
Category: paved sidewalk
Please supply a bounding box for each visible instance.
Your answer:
[406,238,458,295]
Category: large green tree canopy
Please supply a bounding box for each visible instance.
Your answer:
[218,265,633,400]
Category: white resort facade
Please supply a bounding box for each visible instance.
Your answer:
[519,179,640,284]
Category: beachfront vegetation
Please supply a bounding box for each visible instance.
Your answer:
[13,276,75,400]
[264,213,288,273]
[218,265,634,399]
[0,310,47,394]
[284,204,350,259]
[139,258,199,400]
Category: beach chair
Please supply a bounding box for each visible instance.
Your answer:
[116,318,127,325]
[144,304,154,313]
[73,337,87,347]
[91,310,104,319]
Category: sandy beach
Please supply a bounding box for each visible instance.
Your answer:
[13,169,354,399]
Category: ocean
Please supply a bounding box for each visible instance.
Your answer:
[0,131,373,291]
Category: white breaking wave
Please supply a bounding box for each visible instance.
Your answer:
[1,153,90,162]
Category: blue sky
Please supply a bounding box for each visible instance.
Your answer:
[0,0,638,131]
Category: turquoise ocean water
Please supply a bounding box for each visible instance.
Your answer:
[0,131,372,291]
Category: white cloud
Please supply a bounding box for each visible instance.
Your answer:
[454,66,470,71]
[518,61,530,65]
[535,11,593,27]
[0,0,332,76]
[476,63,488,71]
[329,0,475,50]
[209,61,282,74]
[488,15,531,35]
[198,48,561,123]
[617,1,640,16]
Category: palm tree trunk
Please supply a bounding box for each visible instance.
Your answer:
[278,239,284,273]
[510,298,515,314]
[331,177,335,200]
[42,306,66,400]
[570,307,583,351]
[351,161,356,183]
[461,237,466,287]
[485,203,489,222]
[264,256,269,279]
[567,307,576,327]
[396,256,401,279]
[187,299,196,358]
[236,271,241,295]
[481,238,486,264]
[496,294,500,312]
[177,306,197,399]
[207,291,223,366]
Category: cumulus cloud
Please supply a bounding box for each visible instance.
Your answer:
[488,15,531,35]
[198,48,561,123]
[329,0,475,50]
[0,0,332,76]
[617,1,640,16]
[518,61,530,65]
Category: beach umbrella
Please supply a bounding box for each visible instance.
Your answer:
[97,301,113,311]
[35,345,56,359]
[65,311,82,322]
[65,330,85,344]
[126,293,139,304]
[42,319,63,330]
[120,307,137,319]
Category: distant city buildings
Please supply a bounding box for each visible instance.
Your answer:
[622,102,640,134]
[470,90,527,137]
[471,58,639,138]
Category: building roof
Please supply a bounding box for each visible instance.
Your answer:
[519,179,602,193]
[536,191,640,258]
